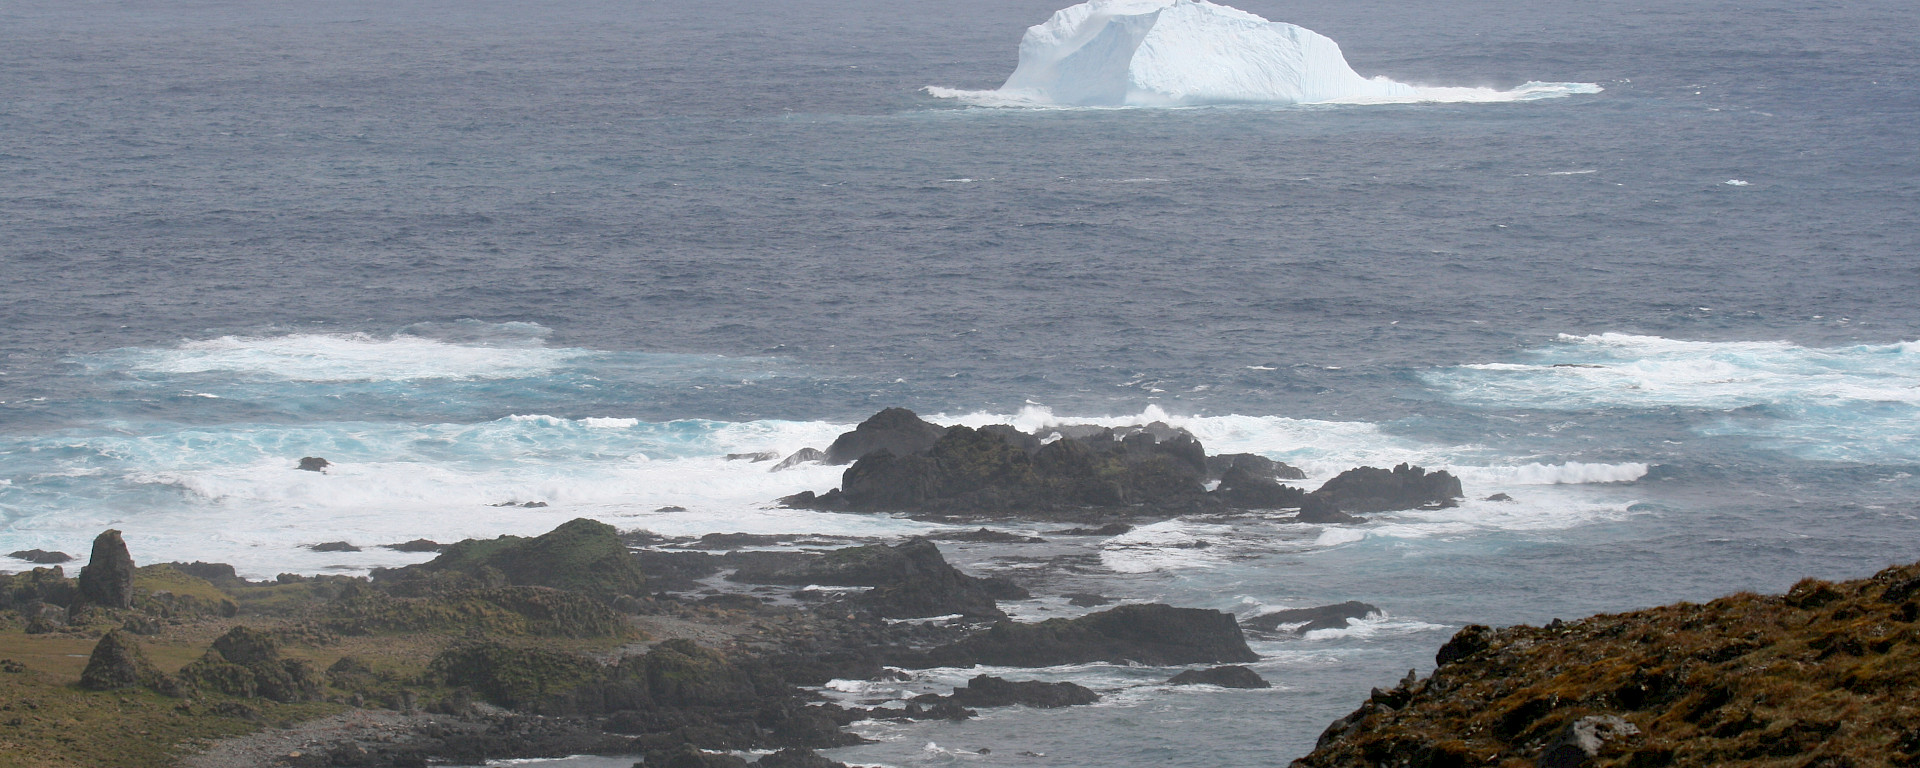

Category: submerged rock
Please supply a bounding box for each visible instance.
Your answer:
[941,674,1100,708]
[76,529,135,609]
[729,538,1007,619]
[771,447,828,471]
[1245,601,1381,633]
[1167,665,1270,689]
[309,541,361,552]
[7,549,72,564]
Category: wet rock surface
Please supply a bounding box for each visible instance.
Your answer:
[1167,665,1270,689]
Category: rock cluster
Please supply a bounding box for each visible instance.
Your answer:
[781,408,1460,523]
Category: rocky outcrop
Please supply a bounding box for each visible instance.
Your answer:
[76,529,135,609]
[937,674,1100,708]
[788,418,1213,519]
[297,456,330,472]
[1312,463,1462,514]
[823,408,949,464]
[392,518,646,600]
[1295,563,1920,767]
[1167,665,1270,688]
[728,539,1010,619]
[915,603,1258,667]
[1245,601,1381,633]
[1211,464,1307,509]
[1206,453,1306,481]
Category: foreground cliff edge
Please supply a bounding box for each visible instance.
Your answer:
[1295,562,1920,767]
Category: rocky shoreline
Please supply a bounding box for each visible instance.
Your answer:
[13,408,1909,768]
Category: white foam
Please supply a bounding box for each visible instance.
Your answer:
[108,332,589,382]
[1312,527,1367,547]
[1451,461,1648,485]
[1099,519,1234,573]
[929,0,1599,108]
[1427,333,1920,462]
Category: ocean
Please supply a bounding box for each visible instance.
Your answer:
[2,0,1918,764]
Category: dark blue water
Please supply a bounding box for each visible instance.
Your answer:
[3,0,1918,764]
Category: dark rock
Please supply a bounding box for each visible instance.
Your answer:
[1486,493,1515,502]
[7,549,71,564]
[1049,523,1133,536]
[1065,593,1110,607]
[918,603,1258,667]
[76,529,135,609]
[297,456,330,472]
[399,518,647,600]
[771,447,828,471]
[824,408,949,465]
[944,674,1100,708]
[1206,453,1306,481]
[1296,493,1366,524]
[929,528,1047,544]
[1435,624,1494,666]
[754,747,848,768]
[1536,715,1639,768]
[0,565,75,611]
[79,630,160,690]
[430,641,602,709]
[385,539,445,553]
[687,532,792,550]
[1168,665,1271,688]
[978,576,1031,601]
[1212,464,1308,509]
[309,541,361,552]
[978,424,1042,454]
[1314,464,1463,513]
[1245,601,1381,633]
[727,451,782,463]
[729,539,1006,619]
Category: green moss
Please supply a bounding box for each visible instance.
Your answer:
[318,585,635,639]
[131,564,238,619]
[429,641,601,708]
[415,518,647,600]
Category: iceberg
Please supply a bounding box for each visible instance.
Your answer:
[927,0,1599,108]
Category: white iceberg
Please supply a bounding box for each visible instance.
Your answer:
[927,0,1600,108]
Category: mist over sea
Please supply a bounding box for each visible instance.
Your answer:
[3,0,1918,763]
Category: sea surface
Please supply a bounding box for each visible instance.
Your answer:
[3,0,1918,764]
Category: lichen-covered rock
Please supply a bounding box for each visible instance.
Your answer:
[917,603,1257,667]
[76,529,135,609]
[1294,563,1920,767]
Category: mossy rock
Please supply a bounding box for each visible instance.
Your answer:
[430,641,602,709]
[0,565,76,611]
[318,585,634,638]
[409,518,647,600]
[636,638,778,708]
[131,564,239,618]
[177,625,322,703]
